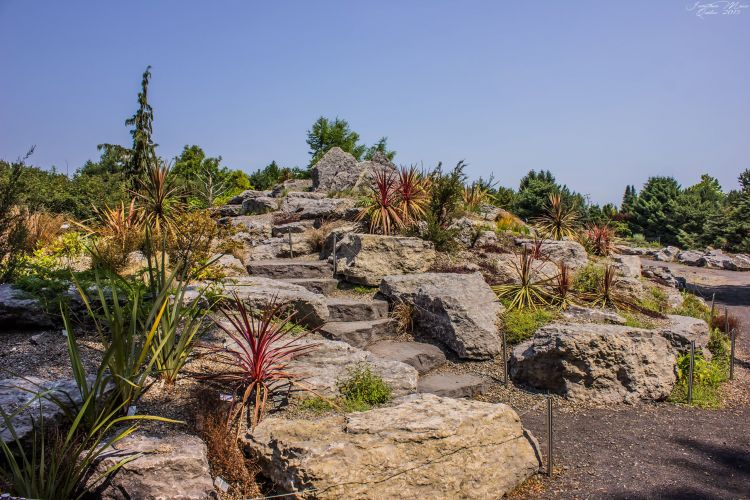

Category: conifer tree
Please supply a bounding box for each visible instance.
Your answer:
[125,66,157,182]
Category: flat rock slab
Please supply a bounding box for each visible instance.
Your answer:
[319,319,396,348]
[325,297,388,322]
[289,338,417,398]
[242,393,541,499]
[418,373,489,398]
[281,278,339,296]
[247,259,332,279]
[661,314,711,358]
[367,340,446,374]
[186,277,329,327]
[510,323,677,404]
[92,433,214,499]
[561,304,626,325]
[379,272,503,360]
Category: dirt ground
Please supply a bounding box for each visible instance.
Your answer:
[515,260,750,499]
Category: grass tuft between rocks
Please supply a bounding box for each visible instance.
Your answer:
[299,364,393,414]
[501,307,556,344]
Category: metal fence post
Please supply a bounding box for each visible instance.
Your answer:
[730,329,736,381]
[288,227,294,258]
[725,307,729,335]
[547,396,553,477]
[709,294,715,322]
[502,330,508,386]
[688,340,695,405]
[332,233,337,276]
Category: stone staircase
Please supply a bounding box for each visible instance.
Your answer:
[245,256,489,398]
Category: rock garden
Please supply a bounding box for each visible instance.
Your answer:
[2,140,746,499]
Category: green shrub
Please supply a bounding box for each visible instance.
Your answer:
[415,214,460,253]
[639,287,669,314]
[501,307,555,344]
[672,292,709,321]
[668,349,727,408]
[572,263,604,295]
[337,364,392,411]
[351,285,378,295]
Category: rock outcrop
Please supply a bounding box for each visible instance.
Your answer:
[510,323,677,403]
[660,315,711,358]
[311,147,363,193]
[333,234,436,286]
[92,433,215,499]
[379,272,503,359]
[243,394,541,499]
[516,238,588,269]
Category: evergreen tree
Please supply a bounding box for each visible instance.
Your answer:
[363,137,396,161]
[708,170,750,253]
[673,174,724,248]
[306,116,366,166]
[629,176,681,243]
[620,185,637,217]
[125,66,157,182]
[513,169,582,220]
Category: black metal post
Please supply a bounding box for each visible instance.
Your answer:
[709,293,715,323]
[332,233,337,276]
[288,227,294,258]
[688,340,695,405]
[730,329,736,381]
[547,396,553,477]
[502,330,508,386]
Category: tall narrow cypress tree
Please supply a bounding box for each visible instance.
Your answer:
[125,66,157,184]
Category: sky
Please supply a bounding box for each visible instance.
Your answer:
[1,1,749,205]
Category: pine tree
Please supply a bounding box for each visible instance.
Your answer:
[620,185,637,216]
[629,176,681,243]
[306,117,366,166]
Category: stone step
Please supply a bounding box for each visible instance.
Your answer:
[326,298,389,322]
[247,259,333,279]
[319,319,396,348]
[281,278,339,296]
[418,373,489,399]
[366,341,447,374]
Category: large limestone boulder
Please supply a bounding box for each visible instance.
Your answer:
[676,250,706,267]
[510,323,677,403]
[379,272,503,360]
[289,338,417,398]
[448,217,493,247]
[516,238,588,269]
[186,277,329,327]
[279,194,356,220]
[334,234,436,286]
[243,394,541,499]
[242,195,279,215]
[731,253,750,271]
[653,246,681,262]
[243,236,315,261]
[271,178,313,196]
[0,284,53,329]
[311,147,364,193]
[227,213,274,239]
[660,315,711,358]
[226,189,273,205]
[642,264,682,288]
[92,433,214,499]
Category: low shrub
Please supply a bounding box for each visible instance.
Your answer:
[711,310,742,336]
[501,307,556,344]
[672,292,709,320]
[167,209,218,278]
[668,350,727,408]
[495,213,528,234]
[572,263,604,295]
[336,364,392,411]
[639,287,669,314]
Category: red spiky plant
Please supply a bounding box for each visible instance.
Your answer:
[585,224,614,256]
[356,167,403,235]
[395,166,429,226]
[208,294,316,430]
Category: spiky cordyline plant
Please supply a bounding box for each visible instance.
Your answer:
[585,224,614,256]
[208,294,316,430]
[492,249,551,310]
[356,167,403,235]
[136,161,181,236]
[396,166,429,226]
[550,261,575,308]
[462,182,490,212]
[534,193,579,241]
[583,264,664,317]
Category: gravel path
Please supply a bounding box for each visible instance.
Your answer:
[516,260,750,499]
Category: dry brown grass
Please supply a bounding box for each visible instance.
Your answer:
[306,222,334,253]
[391,302,414,335]
[24,211,67,250]
[711,311,742,336]
[194,389,262,498]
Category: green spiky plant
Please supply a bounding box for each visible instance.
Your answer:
[534,193,579,240]
[492,249,551,310]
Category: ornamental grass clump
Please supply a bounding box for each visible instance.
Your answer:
[207,294,316,430]
[356,167,402,235]
[583,224,614,256]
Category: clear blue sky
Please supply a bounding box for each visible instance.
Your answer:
[1,0,748,204]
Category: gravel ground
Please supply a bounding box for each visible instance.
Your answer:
[511,260,750,499]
